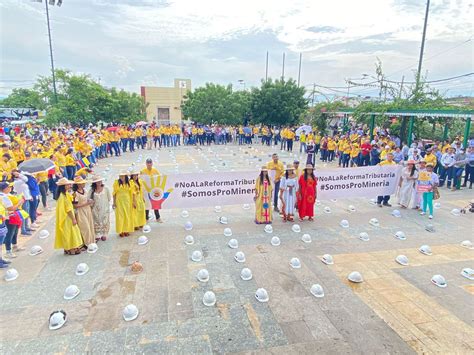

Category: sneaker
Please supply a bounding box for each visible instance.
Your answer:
[6,251,17,258]
[429,215,433,219]
[31,223,40,228]
[0,262,8,269]
[420,212,426,216]
[0,258,11,264]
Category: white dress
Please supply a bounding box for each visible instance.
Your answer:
[398,167,418,207]
[280,176,298,215]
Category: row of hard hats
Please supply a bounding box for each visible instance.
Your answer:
[181,204,251,218]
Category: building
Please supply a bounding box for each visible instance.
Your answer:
[140,79,191,124]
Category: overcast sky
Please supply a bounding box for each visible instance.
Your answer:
[1,0,473,100]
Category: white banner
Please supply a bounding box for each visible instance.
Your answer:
[140,165,401,209]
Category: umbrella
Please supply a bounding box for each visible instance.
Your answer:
[136,121,148,126]
[296,125,312,136]
[106,126,119,132]
[18,158,55,174]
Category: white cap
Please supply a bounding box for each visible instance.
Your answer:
[340,219,349,228]
[184,235,194,245]
[87,243,98,253]
[214,205,222,213]
[63,285,80,300]
[321,254,334,265]
[223,228,232,237]
[228,239,239,249]
[395,255,409,266]
[301,234,312,243]
[122,304,139,321]
[392,210,401,218]
[184,221,193,231]
[240,268,253,281]
[197,269,210,282]
[310,284,324,298]
[75,263,89,276]
[137,236,149,245]
[39,230,50,239]
[49,310,67,330]
[4,268,19,282]
[234,251,246,263]
[29,245,44,256]
[143,224,152,233]
[255,288,269,302]
[181,210,189,218]
[324,206,331,214]
[348,271,363,283]
[270,236,281,246]
[359,232,370,242]
[290,257,301,269]
[203,291,217,306]
[431,274,447,288]
[394,231,406,240]
[419,245,432,255]
[264,225,273,234]
[191,250,203,262]
[292,224,301,233]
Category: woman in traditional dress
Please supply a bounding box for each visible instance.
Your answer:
[130,171,146,230]
[297,164,317,221]
[112,171,134,237]
[72,176,95,245]
[89,175,111,241]
[306,140,316,167]
[254,166,273,224]
[398,160,418,208]
[279,164,299,222]
[54,177,84,255]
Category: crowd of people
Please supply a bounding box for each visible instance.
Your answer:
[0,120,472,266]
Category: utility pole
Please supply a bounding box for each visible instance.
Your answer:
[265,51,269,82]
[415,0,430,98]
[45,0,58,104]
[398,76,404,99]
[312,83,316,106]
[297,53,302,86]
[281,53,285,81]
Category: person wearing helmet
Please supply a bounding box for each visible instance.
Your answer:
[112,172,134,237]
[297,164,317,221]
[130,171,146,231]
[417,163,439,219]
[254,166,273,224]
[54,178,84,255]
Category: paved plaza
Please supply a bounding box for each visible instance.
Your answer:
[0,144,473,354]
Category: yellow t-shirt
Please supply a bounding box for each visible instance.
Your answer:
[266,160,285,182]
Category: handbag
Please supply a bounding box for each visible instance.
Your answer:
[433,186,440,200]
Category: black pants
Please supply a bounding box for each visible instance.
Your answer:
[145,209,160,220]
[377,195,390,205]
[273,180,280,209]
[39,181,48,208]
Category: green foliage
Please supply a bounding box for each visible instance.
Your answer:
[308,101,347,134]
[250,78,308,126]
[181,83,251,125]
[0,88,45,110]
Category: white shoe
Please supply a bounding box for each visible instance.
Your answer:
[429,215,433,219]
[31,223,40,228]
[420,212,426,216]
[6,252,17,258]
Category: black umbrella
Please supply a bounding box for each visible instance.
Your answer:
[18,158,55,174]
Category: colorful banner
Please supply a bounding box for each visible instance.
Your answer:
[140,165,401,209]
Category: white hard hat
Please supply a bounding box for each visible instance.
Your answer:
[394,231,406,240]
[105,166,110,171]
[137,236,149,245]
[242,204,251,210]
[369,198,377,205]
[451,208,461,216]
[270,236,281,246]
[219,216,228,225]
[63,285,80,300]
[290,257,301,269]
[240,268,253,281]
[340,219,349,228]
[214,205,222,213]
[321,254,334,265]
[264,225,273,234]
[310,284,324,298]
[434,202,441,209]
[203,291,217,306]
[431,274,447,288]
[395,255,409,266]
[301,234,312,243]
[228,239,239,249]
[348,271,363,283]
[197,269,209,282]
[234,251,246,263]
[191,250,203,262]
[184,235,194,245]
[292,224,301,233]
[359,232,370,242]
[316,200,321,206]
[143,224,152,233]
[181,210,189,218]
[122,304,139,321]
[330,198,337,202]
[255,288,269,302]
[369,218,379,227]
[223,228,232,237]
[419,245,432,255]
[75,263,89,276]
[461,240,473,249]
[348,205,356,212]
[4,268,19,282]
[461,268,474,281]
[39,230,50,239]
[29,245,44,256]
[324,206,331,214]
[184,221,193,231]
[392,209,401,218]
[425,224,435,233]
[87,243,98,253]
[49,310,67,330]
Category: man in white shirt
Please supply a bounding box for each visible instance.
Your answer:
[439,147,456,187]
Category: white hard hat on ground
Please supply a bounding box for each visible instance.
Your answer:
[87,243,98,253]
[122,304,139,321]
[324,206,331,214]
[310,284,324,298]
[214,206,222,213]
[348,271,363,283]
[301,234,312,243]
[394,231,406,240]
[39,230,50,239]
[181,210,189,218]
[290,257,301,269]
[292,224,301,233]
[203,291,217,306]
[255,288,269,302]
[461,240,473,249]
[223,228,232,237]
[234,251,246,263]
[184,221,193,231]
[143,224,152,233]
[348,205,356,212]
[29,245,44,256]
[184,235,194,245]
[197,269,210,282]
[228,239,239,249]
[264,225,273,234]
[49,310,67,330]
[4,268,19,282]
[461,268,474,281]
[240,268,253,281]
[369,218,379,227]
[451,208,461,216]
[395,255,409,266]
[419,245,432,256]
[270,236,281,246]
[340,220,349,228]
[321,254,334,265]
[359,232,370,242]
[219,216,228,225]
[431,274,447,288]
[75,263,89,276]
[434,202,441,209]
[392,210,401,218]
[64,285,80,300]
[137,236,149,245]
[242,204,251,210]
[191,250,203,262]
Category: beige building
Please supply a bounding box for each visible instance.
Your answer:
[140,79,191,124]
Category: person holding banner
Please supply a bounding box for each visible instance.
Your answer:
[417,163,439,219]
[112,171,134,237]
[267,153,285,213]
[377,152,396,207]
[297,164,317,221]
[279,164,299,222]
[254,166,273,224]
[140,158,162,222]
[130,171,146,230]
[397,160,418,209]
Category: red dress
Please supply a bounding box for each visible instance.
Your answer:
[297,175,317,218]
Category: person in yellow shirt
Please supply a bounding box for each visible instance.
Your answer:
[337,138,346,167]
[377,152,396,206]
[424,148,437,167]
[380,145,392,160]
[286,129,295,152]
[350,143,360,167]
[299,132,307,153]
[64,148,77,180]
[130,171,146,230]
[140,158,162,222]
[327,138,336,162]
[267,153,285,212]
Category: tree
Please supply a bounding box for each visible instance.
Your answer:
[250,78,307,126]
[0,88,45,110]
[181,83,250,125]
[308,101,347,134]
